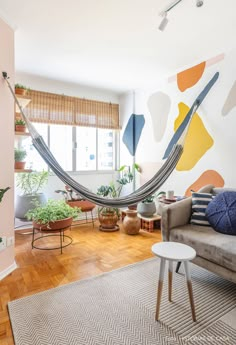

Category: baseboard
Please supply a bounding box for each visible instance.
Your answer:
[0,261,17,281]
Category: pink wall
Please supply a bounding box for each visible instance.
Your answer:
[0,17,15,274]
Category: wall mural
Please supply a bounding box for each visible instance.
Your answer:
[177,62,206,92]
[122,114,145,156]
[222,81,236,116]
[174,102,214,171]
[147,92,171,142]
[163,72,219,160]
[185,170,225,196]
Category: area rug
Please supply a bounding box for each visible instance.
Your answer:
[8,258,236,345]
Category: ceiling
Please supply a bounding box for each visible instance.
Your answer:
[0,0,235,93]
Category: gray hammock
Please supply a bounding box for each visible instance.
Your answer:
[3,71,218,208]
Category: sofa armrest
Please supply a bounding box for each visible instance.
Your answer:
[161,197,192,241]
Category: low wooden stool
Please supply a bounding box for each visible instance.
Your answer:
[152,242,197,322]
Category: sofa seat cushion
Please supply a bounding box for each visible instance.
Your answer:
[169,224,236,272]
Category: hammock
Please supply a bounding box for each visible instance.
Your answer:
[3,71,218,208]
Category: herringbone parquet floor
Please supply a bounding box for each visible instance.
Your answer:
[0,220,161,345]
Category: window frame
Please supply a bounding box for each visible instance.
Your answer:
[31,122,119,174]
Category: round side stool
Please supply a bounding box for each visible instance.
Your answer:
[152,242,197,322]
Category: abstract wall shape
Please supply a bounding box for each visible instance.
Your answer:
[177,62,206,92]
[147,92,171,142]
[122,114,145,156]
[222,81,236,116]
[185,170,225,196]
[175,102,214,171]
[163,72,219,159]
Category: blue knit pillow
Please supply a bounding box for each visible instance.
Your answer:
[190,192,213,226]
[206,192,236,235]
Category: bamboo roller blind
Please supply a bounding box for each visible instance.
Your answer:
[24,90,120,129]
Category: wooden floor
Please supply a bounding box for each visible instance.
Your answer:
[0,220,162,345]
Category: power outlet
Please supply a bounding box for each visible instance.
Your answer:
[7,236,15,247]
[0,236,7,251]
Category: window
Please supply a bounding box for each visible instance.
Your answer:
[27,124,117,172]
[76,127,96,171]
[50,124,73,171]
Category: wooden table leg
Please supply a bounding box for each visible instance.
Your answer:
[184,261,196,322]
[156,258,166,321]
[168,260,173,302]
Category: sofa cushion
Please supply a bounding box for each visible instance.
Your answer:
[169,224,236,272]
[190,192,213,226]
[206,192,236,235]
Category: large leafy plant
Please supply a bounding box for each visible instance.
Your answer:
[97,164,140,214]
[16,171,49,195]
[26,199,80,225]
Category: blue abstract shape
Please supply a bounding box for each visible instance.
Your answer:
[122,114,145,156]
[163,72,219,159]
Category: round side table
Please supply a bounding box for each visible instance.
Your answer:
[152,242,197,322]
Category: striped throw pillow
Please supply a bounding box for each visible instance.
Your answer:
[190,192,213,226]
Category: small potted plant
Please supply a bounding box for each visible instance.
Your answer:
[15,118,26,133]
[14,148,27,170]
[26,199,81,230]
[137,191,165,217]
[15,83,29,96]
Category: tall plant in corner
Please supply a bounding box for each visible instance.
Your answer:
[0,187,10,203]
[0,187,10,244]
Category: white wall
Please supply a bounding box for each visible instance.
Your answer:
[119,49,236,196]
[0,17,15,276]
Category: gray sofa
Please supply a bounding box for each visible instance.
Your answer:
[161,184,236,284]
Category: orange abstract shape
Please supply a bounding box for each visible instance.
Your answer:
[185,170,225,196]
[177,62,206,92]
[175,102,214,171]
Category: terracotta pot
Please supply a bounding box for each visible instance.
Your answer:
[67,200,95,212]
[15,88,27,96]
[33,217,73,232]
[15,124,26,132]
[14,161,26,170]
[98,211,119,231]
[123,210,140,235]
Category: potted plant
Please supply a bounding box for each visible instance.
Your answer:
[97,164,140,231]
[26,199,81,230]
[55,185,95,214]
[15,171,49,220]
[15,118,26,133]
[14,148,27,170]
[137,191,165,217]
[15,83,29,96]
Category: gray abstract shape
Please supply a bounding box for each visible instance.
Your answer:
[222,81,236,116]
[147,92,171,142]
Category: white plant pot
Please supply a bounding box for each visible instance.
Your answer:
[137,201,156,217]
[15,193,47,220]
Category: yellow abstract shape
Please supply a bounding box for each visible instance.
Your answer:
[175,103,214,171]
[177,62,206,92]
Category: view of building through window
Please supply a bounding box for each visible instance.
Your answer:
[25,123,116,172]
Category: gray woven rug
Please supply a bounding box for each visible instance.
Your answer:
[8,258,236,345]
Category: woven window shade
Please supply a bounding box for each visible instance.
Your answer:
[24,90,119,129]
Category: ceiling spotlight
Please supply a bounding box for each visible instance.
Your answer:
[158,12,168,31]
[196,0,204,7]
[158,0,204,31]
